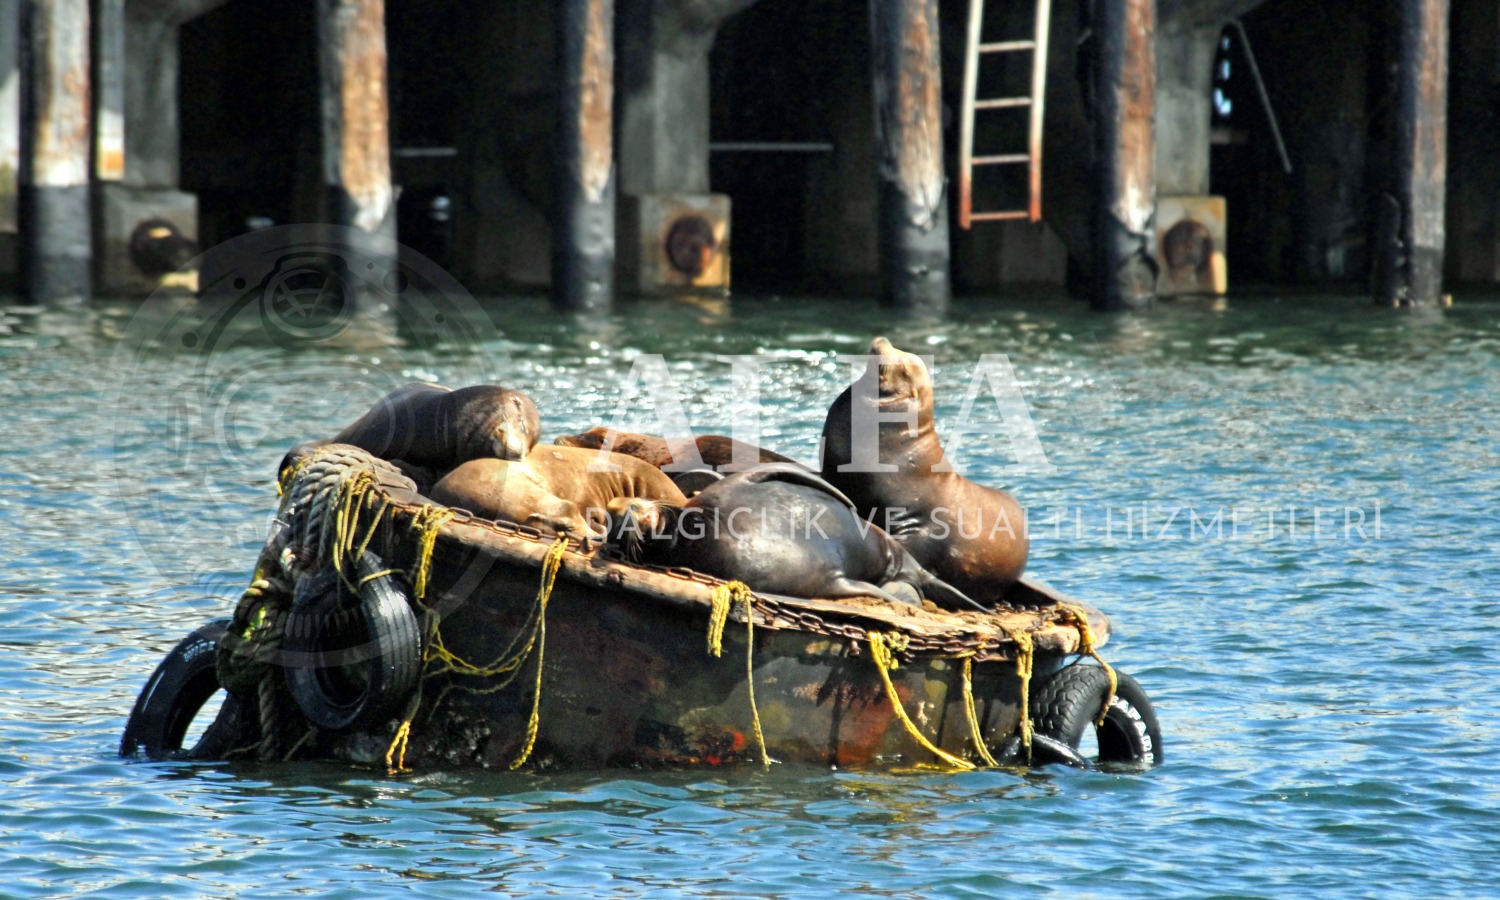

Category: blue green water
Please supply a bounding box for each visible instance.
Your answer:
[2,287,1498,897]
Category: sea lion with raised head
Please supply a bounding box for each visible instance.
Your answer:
[820,337,1028,603]
[429,444,687,537]
[603,464,981,610]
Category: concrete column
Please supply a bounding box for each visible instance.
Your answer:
[122,10,177,187]
[1447,0,1500,283]
[1091,0,1157,311]
[95,0,125,182]
[617,3,709,196]
[1,0,19,245]
[316,0,393,235]
[869,0,949,313]
[1373,0,1449,306]
[552,0,615,311]
[1153,23,1217,197]
[20,0,92,303]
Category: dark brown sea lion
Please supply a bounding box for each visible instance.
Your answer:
[555,427,806,472]
[280,382,541,486]
[604,464,981,611]
[820,337,1028,603]
[428,444,687,537]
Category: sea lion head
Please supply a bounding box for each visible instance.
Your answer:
[603,497,680,563]
[450,386,541,462]
[495,391,543,460]
[554,426,609,451]
[864,336,935,430]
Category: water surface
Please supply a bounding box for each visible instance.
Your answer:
[2,289,1497,897]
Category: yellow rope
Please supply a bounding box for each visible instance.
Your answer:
[868,633,975,770]
[1055,604,1117,727]
[385,719,412,774]
[508,535,569,770]
[996,625,1036,763]
[407,505,456,601]
[960,657,1000,767]
[706,582,770,768]
[707,584,732,657]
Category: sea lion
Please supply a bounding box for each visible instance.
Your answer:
[280,382,541,486]
[428,444,687,537]
[604,464,981,611]
[555,427,806,472]
[820,337,1028,603]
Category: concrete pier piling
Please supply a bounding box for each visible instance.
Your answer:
[317,0,393,237]
[869,0,950,313]
[552,0,616,312]
[19,0,91,303]
[1374,0,1449,307]
[1091,0,1157,311]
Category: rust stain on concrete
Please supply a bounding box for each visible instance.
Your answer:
[337,0,392,232]
[33,2,93,188]
[577,0,615,203]
[894,0,943,224]
[1115,0,1156,234]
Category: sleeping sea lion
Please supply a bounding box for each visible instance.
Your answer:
[820,337,1028,603]
[603,464,981,611]
[555,427,806,473]
[280,382,541,489]
[428,444,687,537]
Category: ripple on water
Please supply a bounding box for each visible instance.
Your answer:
[2,294,1499,896]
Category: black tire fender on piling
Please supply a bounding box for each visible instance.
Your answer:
[282,550,422,732]
[120,618,241,759]
[1029,664,1163,767]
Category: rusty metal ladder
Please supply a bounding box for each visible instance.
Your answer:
[958,0,1053,228]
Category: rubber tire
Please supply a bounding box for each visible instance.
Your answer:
[120,618,233,759]
[1029,664,1163,767]
[282,551,422,731]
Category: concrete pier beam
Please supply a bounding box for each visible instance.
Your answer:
[552,0,615,311]
[1092,0,1157,311]
[869,0,949,313]
[317,0,393,236]
[1374,0,1449,306]
[19,0,91,303]
[1153,23,1216,197]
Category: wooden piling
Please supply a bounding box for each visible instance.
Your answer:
[1374,0,1449,307]
[553,0,615,311]
[1091,0,1156,311]
[869,0,949,313]
[317,0,393,235]
[20,0,91,303]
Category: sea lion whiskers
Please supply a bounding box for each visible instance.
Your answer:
[604,497,681,563]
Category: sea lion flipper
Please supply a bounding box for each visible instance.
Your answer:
[821,577,917,607]
[917,575,989,613]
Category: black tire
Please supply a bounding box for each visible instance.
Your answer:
[282,551,422,731]
[120,618,232,759]
[1029,664,1163,767]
